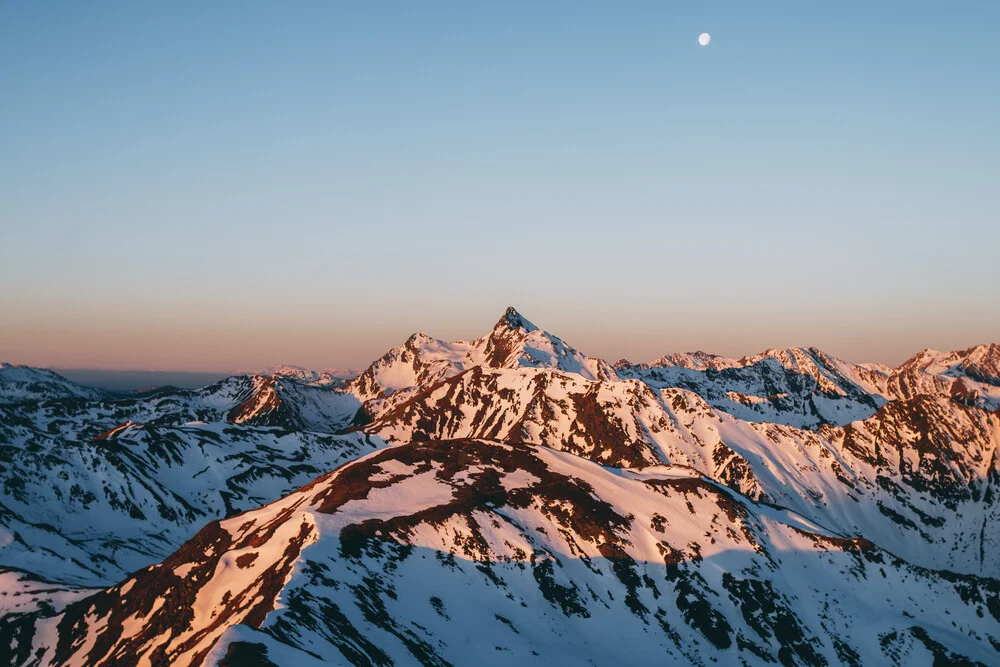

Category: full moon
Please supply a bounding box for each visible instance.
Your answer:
[698,32,711,46]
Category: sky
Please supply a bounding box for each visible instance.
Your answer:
[1,1,998,371]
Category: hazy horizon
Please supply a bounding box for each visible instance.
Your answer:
[3,304,997,373]
[3,2,998,372]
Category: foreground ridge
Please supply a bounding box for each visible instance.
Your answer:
[5,438,1000,666]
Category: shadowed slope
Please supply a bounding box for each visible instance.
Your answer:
[6,439,1000,666]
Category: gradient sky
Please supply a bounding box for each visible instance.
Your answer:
[2,1,998,371]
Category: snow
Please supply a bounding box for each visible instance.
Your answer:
[0,362,106,403]
[0,570,94,617]
[120,437,1000,665]
[618,348,892,429]
[3,311,1000,666]
[324,468,455,531]
[368,458,419,481]
[498,468,541,491]
[173,563,197,579]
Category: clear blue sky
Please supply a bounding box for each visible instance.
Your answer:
[2,1,998,370]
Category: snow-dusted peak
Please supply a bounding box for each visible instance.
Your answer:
[493,306,539,334]
[890,342,1000,408]
[259,364,323,382]
[649,351,725,371]
[345,333,485,403]
[253,364,358,385]
[959,343,1000,384]
[479,307,616,382]
[618,346,892,428]
[897,343,999,380]
[406,331,435,344]
[737,347,834,371]
[1,362,59,381]
[346,308,617,405]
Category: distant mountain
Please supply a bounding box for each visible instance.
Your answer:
[0,362,107,404]
[0,413,373,586]
[2,310,999,666]
[616,346,893,429]
[52,369,231,394]
[253,365,362,386]
[889,343,1000,409]
[0,372,369,585]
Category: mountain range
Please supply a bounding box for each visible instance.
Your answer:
[1,308,999,666]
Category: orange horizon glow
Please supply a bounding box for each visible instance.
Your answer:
[2,302,996,373]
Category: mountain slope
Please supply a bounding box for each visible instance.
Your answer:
[363,366,666,467]
[617,347,892,429]
[0,364,107,405]
[889,344,1000,409]
[345,308,616,414]
[0,406,377,586]
[254,365,359,386]
[359,363,1000,577]
[7,438,1000,666]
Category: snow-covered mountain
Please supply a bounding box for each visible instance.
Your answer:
[358,367,1000,576]
[7,439,1000,666]
[0,373,371,587]
[252,365,361,386]
[889,344,1000,409]
[346,307,616,411]
[2,308,999,666]
[0,404,376,586]
[0,363,107,404]
[615,343,1000,429]
[616,347,893,429]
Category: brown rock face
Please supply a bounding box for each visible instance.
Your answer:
[951,378,981,406]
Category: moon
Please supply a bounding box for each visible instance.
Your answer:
[698,32,711,47]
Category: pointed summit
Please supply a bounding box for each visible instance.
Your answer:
[480,307,615,381]
[495,306,538,333]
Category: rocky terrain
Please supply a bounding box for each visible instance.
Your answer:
[1,308,999,666]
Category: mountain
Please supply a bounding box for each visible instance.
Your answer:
[217,375,362,430]
[33,373,364,432]
[616,347,892,429]
[7,439,1000,666]
[612,343,1000,430]
[2,309,1000,665]
[254,365,361,386]
[0,403,376,586]
[345,307,616,414]
[889,344,1000,409]
[0,363,107,404]
[364,367,666,467]
[0,373,372,587]
[358,366,1000,576]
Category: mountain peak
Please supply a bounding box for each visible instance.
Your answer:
[495,306,538,333]
[406,332,434,345]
